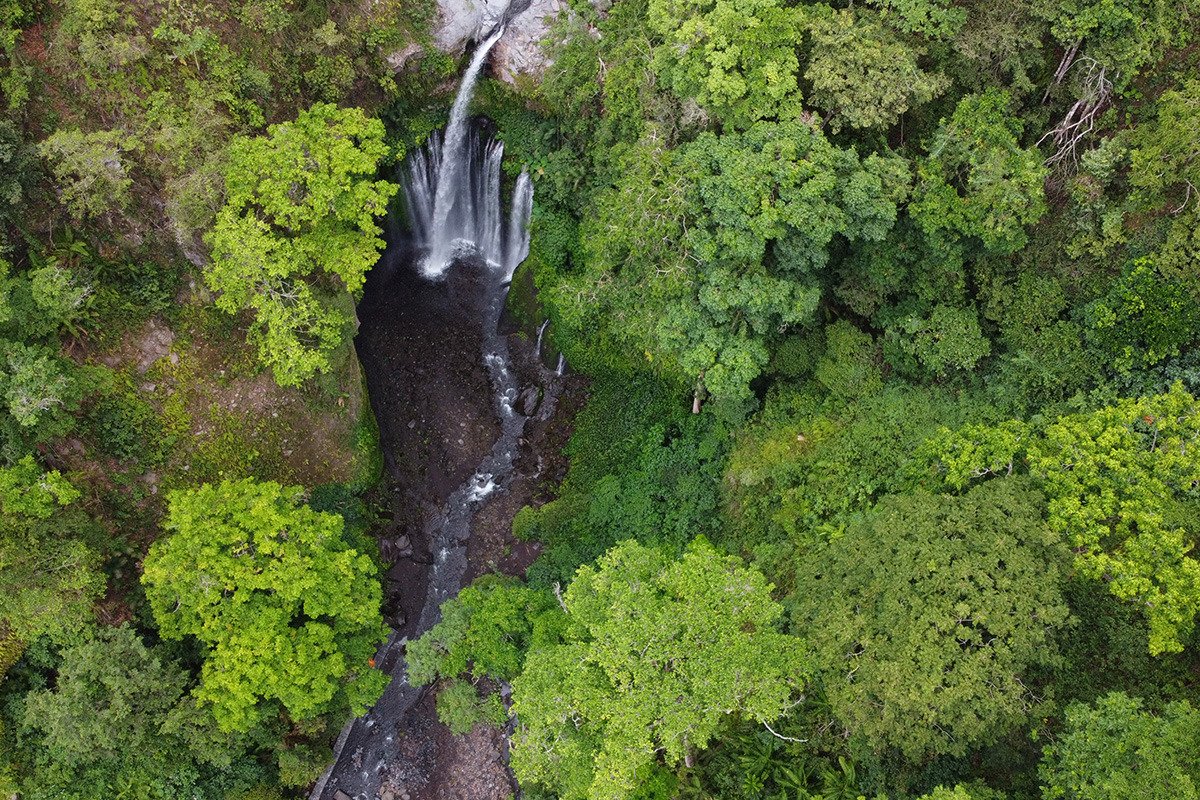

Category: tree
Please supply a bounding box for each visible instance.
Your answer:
[510,538,805,800]
[407,576,563,734]
[1027,385,1200,654]
[804,8,947,132]
[794,480,1071,760]
[17,624,267,800]
[553,122,909,405]
[647,0,805,128]
[919,384,1200,654]
[205,103,396,387]
[0,455,79,518]
[38,129,138,219]
[890,302,992,376]
[1128,79,1200,213]
[912,90,1047,254]
[0,120,39,248]
[682,121,911,271]
[0,526,104,644]
[141,478,389,732]
[0,463,104,644]
[1085,256,1199,374]
[1039,692,1200,800]
[407,575,561,688]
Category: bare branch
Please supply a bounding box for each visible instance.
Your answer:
[1038,57,1115,173]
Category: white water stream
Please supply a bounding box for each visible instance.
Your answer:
[314,23,543,800]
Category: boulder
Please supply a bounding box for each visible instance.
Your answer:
[518,386,540,416]
[409,0,560,84]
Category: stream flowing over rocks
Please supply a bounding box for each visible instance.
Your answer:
[311,37,581,794]
[312,242,581,800]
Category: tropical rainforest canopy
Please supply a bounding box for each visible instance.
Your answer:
[3,0,1200,796]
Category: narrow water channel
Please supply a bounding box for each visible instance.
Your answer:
[312,27,547,800]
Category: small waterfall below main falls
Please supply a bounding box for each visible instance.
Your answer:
[402,26,533,280]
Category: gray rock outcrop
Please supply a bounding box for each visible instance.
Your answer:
[491,0,559,83]
[388,0,562,84]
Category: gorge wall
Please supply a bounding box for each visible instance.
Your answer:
[389,0,604,84]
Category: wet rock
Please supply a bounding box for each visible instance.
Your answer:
[334,792,352,800]
[431,0,509,59]
[425,0,558,84]
[378,534,415,563]
[517,387,540,417]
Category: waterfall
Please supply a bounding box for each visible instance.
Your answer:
[403,26,534,279]
[504,167,533,281]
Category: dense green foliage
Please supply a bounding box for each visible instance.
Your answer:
[1038,692,1200,799]
[142,478,389,732]
[796,480,1070,760]
[510,538,804,800]
[14,625,270,800]
[0,0,412,795]
[206,103,396,386]
[467,0,1200,791]
[6,0,1200,791]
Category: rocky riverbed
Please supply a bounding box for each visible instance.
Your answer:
[311,242,585,800]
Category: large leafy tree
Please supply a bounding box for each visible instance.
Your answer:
[921,383,1200,654]
[647,0,805,128]
[1039,692,1200,800]
[804,8,947,132]
[795,480,1071,760]
[141,478,389,732]
[205,103,397,387]
[555,122,908,405]
[912,90,1047,255]
[510,538,805,800]
[17,624,265,800]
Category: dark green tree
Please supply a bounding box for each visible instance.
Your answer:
[17,624,267,800]
[795,480,1071,760]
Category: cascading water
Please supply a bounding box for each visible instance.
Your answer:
[403,26,533,279]
[313,18,551,800]
[504,168,533,280]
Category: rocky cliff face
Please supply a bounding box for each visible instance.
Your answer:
[490,0,560,83]
[389,0,562,84]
